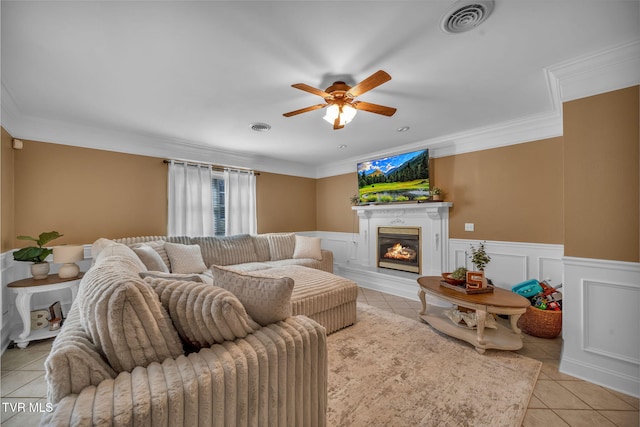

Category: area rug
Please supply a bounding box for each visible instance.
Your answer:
[326,304,541,427]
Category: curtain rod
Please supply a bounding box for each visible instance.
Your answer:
[163,159,259,175]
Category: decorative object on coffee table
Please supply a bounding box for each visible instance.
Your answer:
[442,267,467,286]
[469,241,491,271]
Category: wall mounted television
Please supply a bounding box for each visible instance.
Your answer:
[357,149,429,204]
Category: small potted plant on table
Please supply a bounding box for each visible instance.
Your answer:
[13,231,63,279]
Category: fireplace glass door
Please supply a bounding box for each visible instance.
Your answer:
[377,226,421,274]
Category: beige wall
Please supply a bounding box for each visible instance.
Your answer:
[1,128,16,251]
[2,87,637,261]
[563,86,639,262]
[316,173,358,233]
[9,139,167,248]
[432,138,564,243]
[256,172,316,233]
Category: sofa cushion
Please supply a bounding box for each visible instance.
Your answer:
[144,277,259,348]
[193,234,259,267]
[252,234,271,262]
[132,240,171,271]
[293,235,323,261]
[77,256,184,373]
[212,265,294,326]
[164,242,208,274]
[132,245,170,273]
[266,233,296,261]
[92,238,147,272]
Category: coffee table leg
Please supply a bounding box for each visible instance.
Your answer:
[476,309,487,346]
[418,289,427,315]
[510,314,523,334]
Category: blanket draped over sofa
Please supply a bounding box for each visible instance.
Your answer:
[41,233,358,426]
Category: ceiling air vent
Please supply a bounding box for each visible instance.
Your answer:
[249,122,271,132]
[441,0,494,34]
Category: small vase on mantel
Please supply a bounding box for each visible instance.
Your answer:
[31,262,50,280]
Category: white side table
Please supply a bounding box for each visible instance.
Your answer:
[8,273,82,349]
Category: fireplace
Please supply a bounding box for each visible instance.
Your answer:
[378,226,421,274]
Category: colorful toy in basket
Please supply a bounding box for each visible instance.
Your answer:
[511,279,543,298]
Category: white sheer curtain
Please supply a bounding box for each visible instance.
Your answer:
[167,161,213,236]
[224,169,257,235]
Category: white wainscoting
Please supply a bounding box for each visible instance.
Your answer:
[449,239,565,291]
[308,232,565,302]
[560,257,640,398]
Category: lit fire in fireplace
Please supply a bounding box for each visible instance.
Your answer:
[384,243,417,261]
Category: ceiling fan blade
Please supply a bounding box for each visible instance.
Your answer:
[291,83,332,99]
[283,104,327,117]
[347,70,392,98]
[353,101,397,116]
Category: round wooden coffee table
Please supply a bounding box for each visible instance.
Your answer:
[417,276,530,354]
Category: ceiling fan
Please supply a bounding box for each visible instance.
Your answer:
[283,70,397,130]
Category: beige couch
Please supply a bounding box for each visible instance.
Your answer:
[114,233,358,334]
[42,238,328,426]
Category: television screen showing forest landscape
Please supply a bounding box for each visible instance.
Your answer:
[357,149,429,204]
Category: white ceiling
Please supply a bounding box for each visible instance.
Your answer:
[2,1,639,177]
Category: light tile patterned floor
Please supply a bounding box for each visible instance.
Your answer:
[357,287,640,427]
[1,287,638,426]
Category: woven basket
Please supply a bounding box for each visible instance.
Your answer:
[517,306,562,338]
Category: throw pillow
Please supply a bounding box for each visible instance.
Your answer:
[132,240,171,271]
[292,235,323,260]
[77,256,184,373]
[266,233,296,261]
[164,242,207,274]
[144,277,259,348]
[211,265,294,326]
[92,239,147,272]
[192,234,259,267]
[132,245,170,273]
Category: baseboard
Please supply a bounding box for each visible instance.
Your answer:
[560,355,640,398]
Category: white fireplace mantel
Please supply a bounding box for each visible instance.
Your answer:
[351,202,453,277]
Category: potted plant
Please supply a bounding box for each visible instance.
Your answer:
[431,187,443,201]
[13,231,63,279]
[469,241,491,271]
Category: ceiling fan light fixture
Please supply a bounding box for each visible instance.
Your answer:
[323,104,357,127]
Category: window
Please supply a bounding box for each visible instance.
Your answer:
[211,175,226,236]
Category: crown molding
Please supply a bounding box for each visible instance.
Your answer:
[316,39,640,178]
[315,110,563,178]
[1,85,316,177]
[3,41,638,180]
[547,39,640,102]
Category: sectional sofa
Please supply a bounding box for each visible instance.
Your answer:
[41,233,358,426]
[114,233,358,334]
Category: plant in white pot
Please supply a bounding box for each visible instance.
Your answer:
[13,231,63,279]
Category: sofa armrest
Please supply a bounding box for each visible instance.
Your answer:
[41,316,327,427]
[318,249,334,273]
